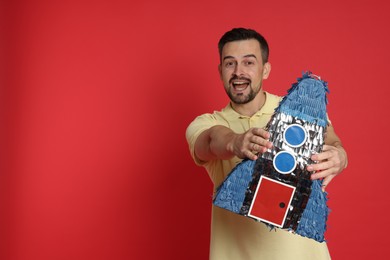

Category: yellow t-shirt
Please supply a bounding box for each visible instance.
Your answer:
[186,92,331,260]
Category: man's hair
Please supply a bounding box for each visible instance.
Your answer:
[218,28,269,64]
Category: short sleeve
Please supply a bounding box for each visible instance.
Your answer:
[185,113,219,166]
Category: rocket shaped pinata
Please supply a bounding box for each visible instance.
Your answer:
[213,71,330,242]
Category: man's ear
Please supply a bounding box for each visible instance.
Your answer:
[263,62,271,79]
[218,64,222,79]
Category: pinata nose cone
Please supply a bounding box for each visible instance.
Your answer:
[277,72,329,127]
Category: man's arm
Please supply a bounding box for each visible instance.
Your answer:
[307,124,348,190]
[194,125,273,162]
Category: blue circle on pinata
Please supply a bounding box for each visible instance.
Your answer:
[273,151,296,174]
[283,124,307,147]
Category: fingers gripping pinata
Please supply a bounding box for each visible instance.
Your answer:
[213,72,330,242]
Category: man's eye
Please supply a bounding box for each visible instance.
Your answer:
[245,61,254,65]
[225,62,234,67]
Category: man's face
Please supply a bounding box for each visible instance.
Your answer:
[219,39,270,104]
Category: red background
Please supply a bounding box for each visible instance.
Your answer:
[1,0,389,259]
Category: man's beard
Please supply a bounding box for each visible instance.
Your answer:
[226,84,260,104]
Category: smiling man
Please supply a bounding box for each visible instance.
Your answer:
[220,39,270,109]
[186,28,347,259]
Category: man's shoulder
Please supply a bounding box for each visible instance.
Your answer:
[265,91,283,104]
[185,104,232,141]
[192,104,236,123]
[258,91,282,114]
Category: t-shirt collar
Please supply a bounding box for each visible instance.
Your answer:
[222,91,276,119]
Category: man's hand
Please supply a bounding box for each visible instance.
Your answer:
[228,128,273,160]
[194,126,273,162]
[307,144,348,191]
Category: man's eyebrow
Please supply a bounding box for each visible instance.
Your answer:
[222,54,257,61]
[243,54,257,59]
[222,55,235,61]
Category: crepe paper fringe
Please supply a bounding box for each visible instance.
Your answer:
[213,159,255,213]
[277,71,329,127]
[295,180,329,242]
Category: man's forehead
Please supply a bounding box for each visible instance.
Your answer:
[222,39,261,59]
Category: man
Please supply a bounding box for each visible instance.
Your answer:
[186,28,348,259]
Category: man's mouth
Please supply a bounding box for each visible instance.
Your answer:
[231,80,250,92]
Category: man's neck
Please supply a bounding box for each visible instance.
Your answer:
[231,91,266,117]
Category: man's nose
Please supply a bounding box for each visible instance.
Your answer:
[233,63,244,76]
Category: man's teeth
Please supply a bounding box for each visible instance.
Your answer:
[233,82,249,90]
